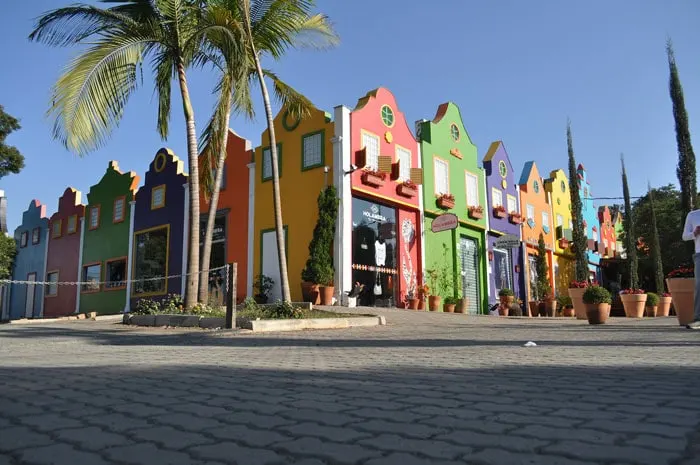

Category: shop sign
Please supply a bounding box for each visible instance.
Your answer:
[494,234,520,249]
[362,203,387,223]
[431,213,458,233]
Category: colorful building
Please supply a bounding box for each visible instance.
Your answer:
[200,130,254,304]
[598,206,616,259]
[335,88,423,308]
[80,161,139,315]
[417,101,487,314]
[483,141,524,304]
[44,188,85,318]
[8,200,49,319]
[131,149,188,307]
[612,207,626,258]
[518,161,555,302]
[577,164,600,278]
[544,169,574,296]
[251,108,334,302]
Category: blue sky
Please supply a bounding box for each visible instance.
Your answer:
[1,0,699,232]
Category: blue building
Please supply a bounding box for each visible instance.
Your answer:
[9,200,49,319]
[577,164,600,280]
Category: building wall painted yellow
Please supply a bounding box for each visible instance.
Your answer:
[545,169,574,296]
[252,107,334,301]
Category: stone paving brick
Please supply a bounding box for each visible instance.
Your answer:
[364,452,464,465]
[581,419,688,439]
[19,413,83,432]
[437,430,549,452]
[279,421,370,442]
[205,423,293,447]
[544,440,678,465]
[280,409,361,427]
[155,413,224,431]
[625,434,688,452]
[18,443,111,465]
[0,426,53,451]
[0,402,42,417]
[513,424,621,444]
[190,442,285,465]
[356,419,444,438]
[86,413,152,432]
[131,426,214,449]
[347,407,429,423]
[169,403,229,417]
[275,437,381,464]
[105,443,193,465]
[464,448,602,465]
[110,403,171,418]
[55,426,131,450]
[359,433,473,459]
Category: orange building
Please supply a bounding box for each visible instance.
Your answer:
[199,130,253,303]
[598,206,616,259]
[518,161,555,302]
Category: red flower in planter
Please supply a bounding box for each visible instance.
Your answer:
[569,281,590,288]
[667,267,694,279]
[620,288,645,295]
[662,292,672,297]
[363,169,387,180]
[494,205,506,213]
[401,180,417,189]
[436,193,455,202]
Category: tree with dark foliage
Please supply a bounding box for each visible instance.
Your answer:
[567,121,588,282]
[0,105,25,179]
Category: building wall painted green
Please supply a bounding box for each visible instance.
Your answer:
[80,161,139,315]
[419,102,488,312]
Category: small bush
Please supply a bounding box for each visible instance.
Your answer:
[557,295,573,308]
[265,301,304,319]
[583,285,611,305]
[444,296,458,305]
[133,298,161,315]
[161,294,184,313]
[645,292,660,307]
[498,288,514,297]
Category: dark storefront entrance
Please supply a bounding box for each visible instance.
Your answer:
[351,197,397,307]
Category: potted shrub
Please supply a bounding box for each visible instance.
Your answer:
[427,269,441,311]
[493,204,507,219]
[253,275,274,304]
[436,193,455,210]
[317,264,335,306]
[498,288,515,307]
[417,284,429,310]
[406,287,419,310]
[568,280,589,320]
[529,282,540,317]
[535,233,553,316]
[645,292,659,317]
[443,296,457,313]
[301,186,338,305]
[455,280,468,313]
[658,292,672,317]
[666,267,694,325]
[558,295,575,317]
[620,288,647,318]
[583,285,612,324]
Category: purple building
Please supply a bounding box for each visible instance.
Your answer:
[483,141,524,304]
[130,148,188,309]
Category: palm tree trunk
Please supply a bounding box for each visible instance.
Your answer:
[176,61,201,309]
[199,105,232,304]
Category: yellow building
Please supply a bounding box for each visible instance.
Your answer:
[252,106,335,302]
[544,169,575,297]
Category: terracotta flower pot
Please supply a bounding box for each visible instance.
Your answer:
[645,306,658,318]
[657,296,672,317]
[455,299,468,313]
[443,303,456,313]
[319,286,335,305]
[666,278,694,325]
[301,281,320,305]
[568,288,587,320]
[498,305,509,316]
[561,306,575,317]
[418,299,425,310]
[428,295,441,311]
[544,299,557,317]
[407,298,419,310]
[620,294,647,318]
[499,295,514,307]
[585,303,610,325]
[528,301,539,317]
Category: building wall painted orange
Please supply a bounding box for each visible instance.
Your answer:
[252,107,335,302]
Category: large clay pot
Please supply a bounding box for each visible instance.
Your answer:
[443,303,455,313]
[645,306,658,317]
[528,301,539,317]
[407,298,419,310]
[319,286,335,306]
[585,303,610,325]
[568,288,587,320]
[666,278,694,325]
[620,294,647,318]
[301,282,320,305]
[544,299,557,317]
[455,299,468,314]
[498,305,509,316]
[418,299,425,310]
[428,295,441,311]
[657,296,672,317]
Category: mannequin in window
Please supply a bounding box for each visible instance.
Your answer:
[375,233,386,267]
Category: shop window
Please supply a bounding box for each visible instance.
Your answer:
[105,258,127,290]
[133,226,169,296]
[82,263,101,292]
[46,272,59,296]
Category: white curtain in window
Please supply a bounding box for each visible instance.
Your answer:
[465,172,478,207]
[362,132,379,170]
[397,146,411,181]
[492,189,503,207]
[434,159,448,195]
[507,196,517,214]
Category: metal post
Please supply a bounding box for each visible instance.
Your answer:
[225,262,237,329]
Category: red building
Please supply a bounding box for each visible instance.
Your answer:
[44,188,85,317]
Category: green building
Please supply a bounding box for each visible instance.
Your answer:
[417,102,488,314]
[79,161,139,315]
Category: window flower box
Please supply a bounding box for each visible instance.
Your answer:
[558,238,570,249]
[436,193,455,210]
[361,170,387,188]
[397,180,418,198]
[468,205,484,220]
[509,212,523,224]
[493,205,507,219]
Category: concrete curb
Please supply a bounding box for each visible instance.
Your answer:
[7,313,123,325]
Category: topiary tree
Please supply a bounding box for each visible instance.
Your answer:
[648,184,665,293]
[567,121,588,282]
[301,185,338,285]
[621,154,639,289]
[535,232,552,300]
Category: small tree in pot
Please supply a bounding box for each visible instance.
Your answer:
[535,233,555,316]
[301,186,338,304]
[645,292,660,317]
[583,285,612,324]
[498,288,514,316]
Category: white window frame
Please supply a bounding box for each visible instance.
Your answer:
[507,195,517,214]
[526,204,535,221]
[434,158,449,196]
[46,271,59,296]
[491,188,503,208]
[556,214,564,227]
[361,130,380,171]
[465,171,479,208]
[542,211,549,229]
[396,145,411,181]
[89,206,100,230]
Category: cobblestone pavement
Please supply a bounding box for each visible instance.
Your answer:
[1,309,700,465]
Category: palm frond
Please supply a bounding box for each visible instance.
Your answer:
[199,71,234,198]
[263,69,314,120]
[290,14,339,50]
[154,52,174,140]
[49,33,151,155]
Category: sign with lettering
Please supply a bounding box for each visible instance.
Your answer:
[431,213,458,233]
[494,234,520,249]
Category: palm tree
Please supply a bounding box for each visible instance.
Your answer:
[198,0,337,303]
[29,0,216,308]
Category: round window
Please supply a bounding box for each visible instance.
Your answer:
[533,180,540,193]
[560,180,566,193]
[381,105,395,127]
[498,160,507,178]
[450,124,460,141]
[282,110,300,131]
